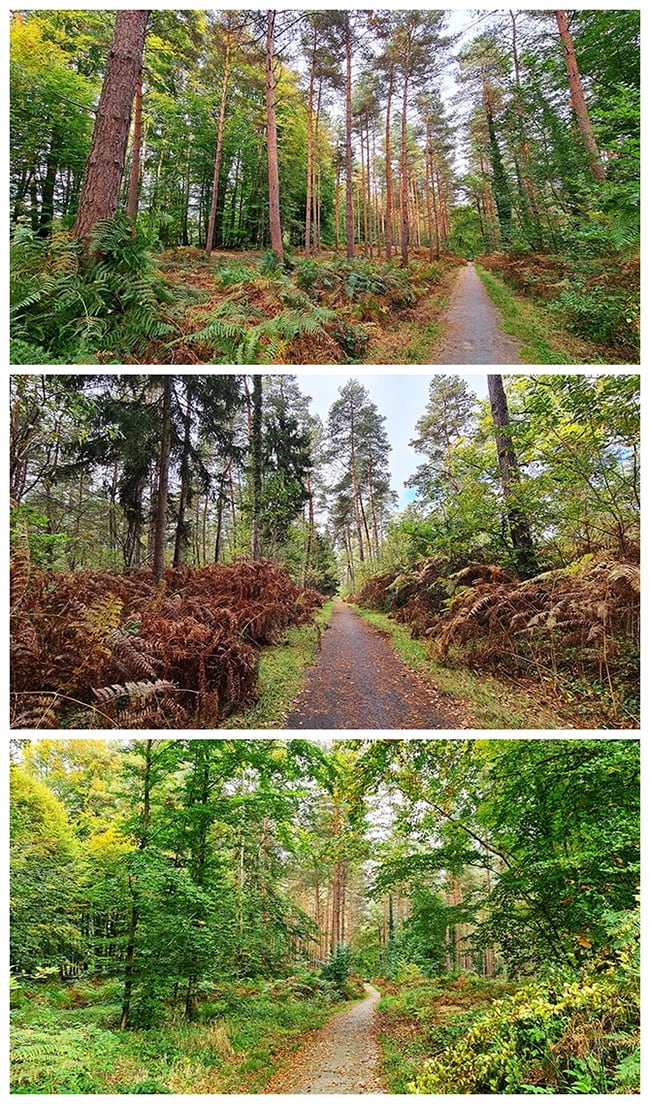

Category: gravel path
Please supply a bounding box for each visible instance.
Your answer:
[436,262,523,364]
[262,984,385,1094]
[285,599,459,729]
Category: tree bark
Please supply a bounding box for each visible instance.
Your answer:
[152,376,172,582]
[126,69,143,224]
[399,65,411,266]
[487,374,539,579]
[555,10,606,182]
[205,26,233,256]
[265,11,284,261]
[250,375,263,559]
[344,17,355,259]
[75,10,149,250]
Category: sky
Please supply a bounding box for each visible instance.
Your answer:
[294,371,488,509]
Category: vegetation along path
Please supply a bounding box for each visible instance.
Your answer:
[436,263,523,364]
[263,984,384,1094]
[285,599,459,729]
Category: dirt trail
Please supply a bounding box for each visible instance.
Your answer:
[285,599,460,729]
[263,984,385,1094]
[436,262,523,364]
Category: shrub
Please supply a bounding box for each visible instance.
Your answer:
[320,945,353,992]
[10,555,324,728]
[550,282,639,353]
[408,968,639,1095]
[10,216,174,364]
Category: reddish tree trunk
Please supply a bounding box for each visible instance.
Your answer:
[126,69,143,223]
[555,10,606,182]
[75,10,149,250]
[265,11,283,261]
[206,27,233,256]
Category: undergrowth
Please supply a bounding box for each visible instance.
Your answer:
[10,554,324,729]
[10,216,179,364]
[354,552,639,728]
[10,976,353,1094]
[476,252,639,363]
[377,910,639,1095]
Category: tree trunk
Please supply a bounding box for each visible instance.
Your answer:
[250,376,263,559]
[205,29,232,256]
[384,68,395,260]
[344,17,355,259]
[400,67,410,266]
[75,10,149,251]
[265,11,283,261]
[119,739,153,1030]
[487,374,539,579]
[555,10,606,182]
[126,69,143,223]
[173,385,193,567]
[152,376,172,582]
[305,29,317,257]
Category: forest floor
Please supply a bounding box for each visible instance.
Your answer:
[149,247,632,366]
[284,599,465,729]
[262,983,384,1094]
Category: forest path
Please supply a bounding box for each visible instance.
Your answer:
[436,262,523,364]
[262,983,385,1094]
[284,599,459,729]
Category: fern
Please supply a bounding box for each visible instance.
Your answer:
[92,678,177,703]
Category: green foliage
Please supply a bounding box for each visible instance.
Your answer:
[550,281,639,354]
[10,504,70,568]
[320,944,353,992]
[408,965,640,1095]
[10,217,175,364]
[10,976,348,1093]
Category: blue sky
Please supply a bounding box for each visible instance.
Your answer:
[296,371,488,509]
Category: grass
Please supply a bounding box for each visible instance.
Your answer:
[363,292,449,364]
[353,605,572,729]
[375,975,515,1094]
[474,263,611,364]
[10,975,355,1094]
[223,601,335,729]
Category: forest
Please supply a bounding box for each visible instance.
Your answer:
[10,8,640,365]
[10,737,640,1094]
[10,372,640,729]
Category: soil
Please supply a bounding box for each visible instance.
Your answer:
[262,984,385,1094]
[284,600,463,729]
[435,262,523,364]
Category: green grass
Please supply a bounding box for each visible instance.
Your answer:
[474,263,607,364]
[10,976,353,1094]
[223,601,335,729]
[402,318,444,362]
[353,605,569,729]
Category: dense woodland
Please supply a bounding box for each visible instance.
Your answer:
[10,738,640,1093]
[10,372,639,727]
[10,8,640,364]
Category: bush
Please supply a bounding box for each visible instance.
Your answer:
[320,945,353,992]
[408,964,639,1095]
[550,282,639,353]
[10,555,324,728]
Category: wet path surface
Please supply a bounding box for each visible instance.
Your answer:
[262,984,385,1094]
[285,599,458,730]
[436,262,523,364]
